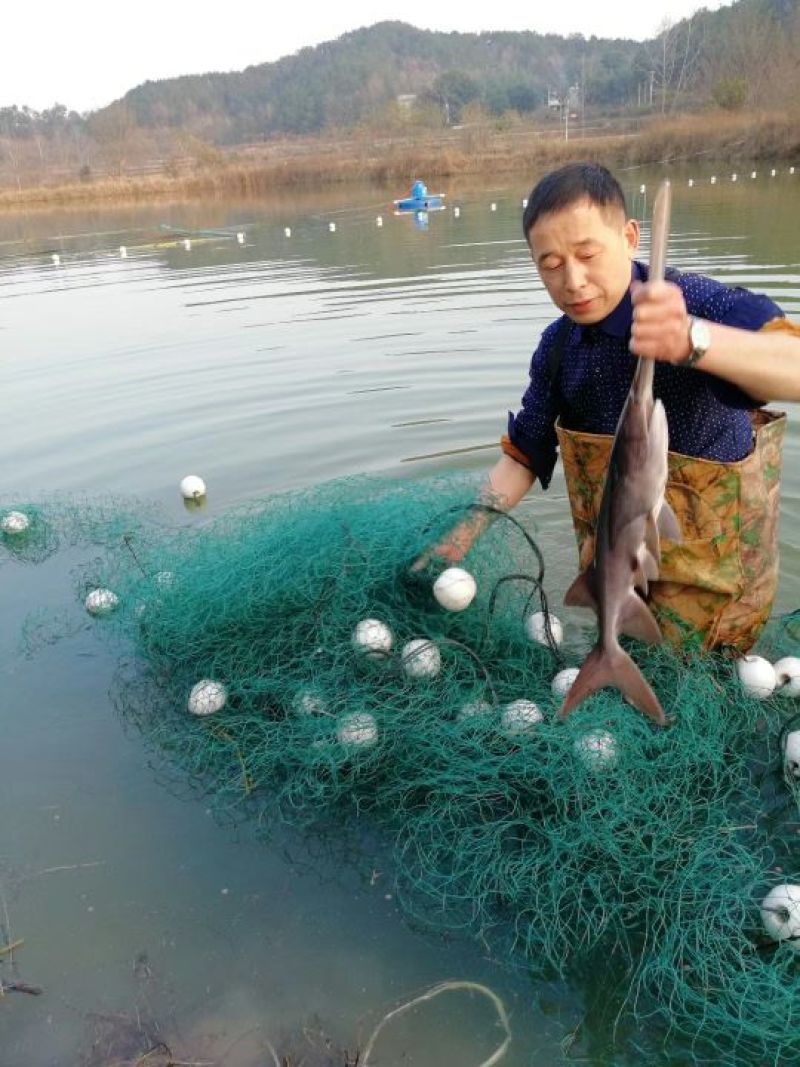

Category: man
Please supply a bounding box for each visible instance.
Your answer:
[420,162,800,651]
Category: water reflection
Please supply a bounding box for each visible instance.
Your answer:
[1,169,799,1064]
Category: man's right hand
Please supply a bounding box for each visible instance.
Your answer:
[410,537,468,573]
[409,454,537,577]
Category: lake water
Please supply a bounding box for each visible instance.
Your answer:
[1,167,799,1065]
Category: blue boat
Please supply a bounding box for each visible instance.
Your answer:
[393,180,446,213]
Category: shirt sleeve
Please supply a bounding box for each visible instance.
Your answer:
[504,320,563,490]
[718,286,784,332]
[683,274,786,409]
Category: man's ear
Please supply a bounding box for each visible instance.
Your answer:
[624,218,640,256]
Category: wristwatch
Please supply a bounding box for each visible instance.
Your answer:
[682,316,712,368]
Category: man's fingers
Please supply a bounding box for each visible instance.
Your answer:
[631,279,678,299]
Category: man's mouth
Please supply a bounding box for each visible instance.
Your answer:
[569,298,596,314]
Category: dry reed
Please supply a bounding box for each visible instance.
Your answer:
[0,110,797,212]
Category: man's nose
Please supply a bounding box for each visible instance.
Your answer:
[563,260,586,292]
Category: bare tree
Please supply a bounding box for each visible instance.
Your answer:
[87,102,139,177]
[703,5,784,109]
[643,16,703,113]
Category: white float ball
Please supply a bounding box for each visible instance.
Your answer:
[292,690,328,717]
[774,657,800,697]
[501,699,544,737]
[783,730,800,779]
[180,475,206,500]
[457,699,493,723]
[401,639,441,679]
[735,655,776,699]
[433,567,477,612]
[575,728,618,771]
[84,588,119,616]
[551,667,580,700]
[525,611,563,647]
[352,618,393,659]
[336,711,378,748]
[761,884,800,951]
[188,679,227,716]
[1,510,30,535]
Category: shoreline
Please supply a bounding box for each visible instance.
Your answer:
[1,111,798,213]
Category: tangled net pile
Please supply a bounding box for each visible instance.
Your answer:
[4,474,800,1065]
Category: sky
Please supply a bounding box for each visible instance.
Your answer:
[4,0,730,113]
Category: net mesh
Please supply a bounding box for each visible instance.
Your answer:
[3,474,799,1066]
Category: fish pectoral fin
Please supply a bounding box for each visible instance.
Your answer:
[657,501,681,542]
[633,546,659,595]
[564,569,598,612]
[645,512,661,562]
[558,642,666,726]
[632,558,649,597]
[619,592,663,646]
[640,544,659,581]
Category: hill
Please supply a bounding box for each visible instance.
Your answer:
[0,0,797,202]
[113,0,798,143]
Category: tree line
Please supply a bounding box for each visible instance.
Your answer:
[1,0,797,185]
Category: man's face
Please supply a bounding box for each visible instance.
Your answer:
[527,199,640,325]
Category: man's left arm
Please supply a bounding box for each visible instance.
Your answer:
[630,279,800,404]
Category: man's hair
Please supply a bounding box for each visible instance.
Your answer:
[522,163,627,240]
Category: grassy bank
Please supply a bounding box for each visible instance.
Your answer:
[1,111,798,212]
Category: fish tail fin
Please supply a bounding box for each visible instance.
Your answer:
[558,642,666,726]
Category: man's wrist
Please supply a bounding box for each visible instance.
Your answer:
[680,316,712,368]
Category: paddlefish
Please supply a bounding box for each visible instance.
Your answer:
[559,181,679,726]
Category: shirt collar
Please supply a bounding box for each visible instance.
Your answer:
[576,261,645,342]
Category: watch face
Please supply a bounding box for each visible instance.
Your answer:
[691,318,711,354]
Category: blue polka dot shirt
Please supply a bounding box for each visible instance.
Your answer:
[507,261,784,489]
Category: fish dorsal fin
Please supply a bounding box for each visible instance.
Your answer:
[564,569,598,612]
[619,592,663,646]
[657,501,681,542]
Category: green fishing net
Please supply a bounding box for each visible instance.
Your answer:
[3,475,799,1066]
